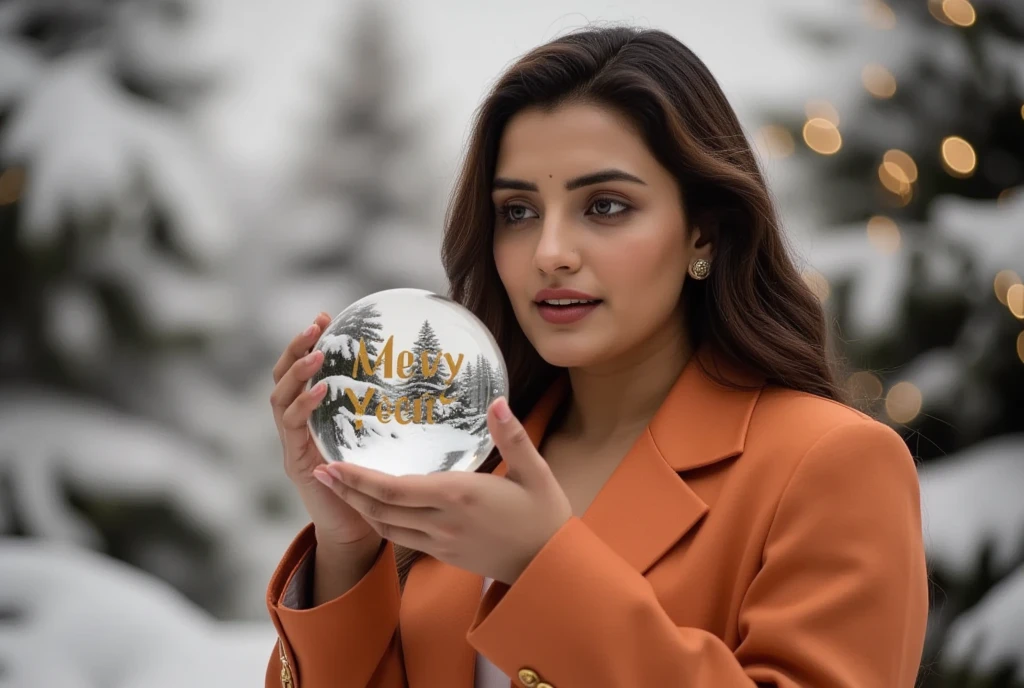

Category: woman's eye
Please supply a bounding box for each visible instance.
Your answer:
[499,203,539,224]
[588,198,630,217]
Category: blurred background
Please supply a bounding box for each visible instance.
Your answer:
[0,0,1021,686]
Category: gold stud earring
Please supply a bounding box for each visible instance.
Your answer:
[688,258,711,280]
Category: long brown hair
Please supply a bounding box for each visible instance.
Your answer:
[394,25,848,587]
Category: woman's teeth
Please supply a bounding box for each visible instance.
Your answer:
[542,299,598,306]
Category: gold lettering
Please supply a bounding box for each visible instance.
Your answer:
[442,353,464,383]
[423,396,437,423]
[394,396,413,424]
[374,396,392,423]
[352,336,394,378]
[344,387,376,430]
[397,351,415,379]
[438,391,455,405]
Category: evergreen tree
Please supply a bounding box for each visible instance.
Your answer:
[403,320,450,405]
[761,1,1024,684]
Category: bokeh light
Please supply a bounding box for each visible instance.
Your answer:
[802,268,831,302]
[805,100,840,126]
[755,124,796,159]
[803,118,842,155]
[863,0,897,29]
[1008,284,1024,319]
[846,371,884,401]
[862,64,897,98]
[1017,331,1024,365]
[886,382,923,424]
[941,136,977,177]
[942,0,977,26]
[867,216,901,254]
[995,270,1022,305]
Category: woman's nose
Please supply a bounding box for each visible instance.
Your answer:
[533,218,581,274]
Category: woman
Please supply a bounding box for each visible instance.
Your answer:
[265,26,928,688]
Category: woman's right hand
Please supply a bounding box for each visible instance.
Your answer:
[271,312,380,549]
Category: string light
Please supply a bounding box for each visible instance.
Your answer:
[863,0,897,29]
[802,268,831,301]
[941,136,977,177]
[995,270,1022,306]
[862,64,897,98]
[755,125,795,159]
[886,381,923,423]
[867,216,901,254]
[1008,284,1024,319]
[879,161,913,196]
[883,149,919,182]
[846,371,884,401]
[802,118,842,155]
[942,0,977,26]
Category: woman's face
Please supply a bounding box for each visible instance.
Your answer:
[492,102,710,370]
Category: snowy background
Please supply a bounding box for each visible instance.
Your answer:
[1,0,1022,686]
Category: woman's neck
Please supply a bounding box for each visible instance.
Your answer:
[560,318,692,444]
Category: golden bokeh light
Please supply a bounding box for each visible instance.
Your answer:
[879,161,913,195]
[1020,104,1024,120]
[1009,284,1024,319]
[0,167,25,206]
[862,64,897,99]
[883,149,918,182]
[994,270,1022,305]
[942,0,977,26]
[755,125,796,159]
[803,118,842,155]
[886,382,923,424]
[867,215,901,254]
[805,101,840,126]
[863,0,897,29]
[941,136,977,177]
[847,371,884,401]
[802,268,831,302]
[1017,331,1024,365]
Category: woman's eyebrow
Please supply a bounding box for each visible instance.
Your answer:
[492,168,647,192]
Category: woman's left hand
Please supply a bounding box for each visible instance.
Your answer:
[311,397,572,585]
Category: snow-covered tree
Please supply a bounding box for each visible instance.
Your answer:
[760,1,1024,684]
[0,0,445,622]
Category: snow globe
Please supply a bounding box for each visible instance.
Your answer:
[307,288,508,476]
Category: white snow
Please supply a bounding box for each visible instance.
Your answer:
[331,410,484,475]
[0,539,275,688]
[942,565,1024,681]
[918,435,1024,580]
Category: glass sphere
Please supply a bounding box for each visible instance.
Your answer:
[307,288,508,475]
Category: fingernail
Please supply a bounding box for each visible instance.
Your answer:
[313,468,334,487]
[303,324,317,337]
[305,350,322,365]
[311,381,327,397]
[493,397,512,421]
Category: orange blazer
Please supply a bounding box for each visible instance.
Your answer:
[264,350,929,688]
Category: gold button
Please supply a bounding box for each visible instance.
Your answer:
[518,668,540,686]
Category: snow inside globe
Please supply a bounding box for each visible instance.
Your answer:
[307,288,509,476]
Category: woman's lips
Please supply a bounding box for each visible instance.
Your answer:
[535,300,602,324]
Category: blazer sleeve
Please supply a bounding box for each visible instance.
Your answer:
[264,523,406,688]
[465,420,929,687]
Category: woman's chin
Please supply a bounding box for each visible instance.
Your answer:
[534,343,607,370]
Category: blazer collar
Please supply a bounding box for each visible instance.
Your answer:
[400,344,763,687]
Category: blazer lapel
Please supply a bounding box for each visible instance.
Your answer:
[402,345,763,686]
[498,344,763,576]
